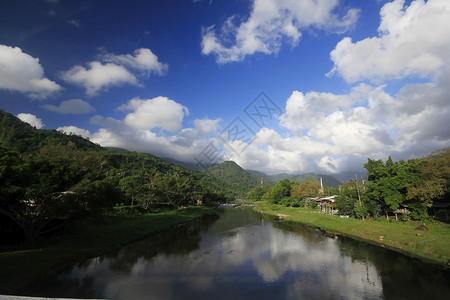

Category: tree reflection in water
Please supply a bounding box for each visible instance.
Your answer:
[17,207,450,300]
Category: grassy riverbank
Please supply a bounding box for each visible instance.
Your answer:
[253,201,450,268]
[0,206,216,293]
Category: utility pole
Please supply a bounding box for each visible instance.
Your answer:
[355,174,364,220]
[320,177,324,195]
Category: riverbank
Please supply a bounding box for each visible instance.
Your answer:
[253,201,450,269]
[0,206,216,293]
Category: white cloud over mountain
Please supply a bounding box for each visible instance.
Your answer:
[201,0,359,63]
[55,96,221,163]
[57,126,91,138]
[0,44,62,99]
[118,97,188,132]
[17,113,44,129]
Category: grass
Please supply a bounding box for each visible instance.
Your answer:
[0,206,216,293]
[253,201,450,268]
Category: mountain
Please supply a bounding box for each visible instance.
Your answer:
[268,172,342,187]
[164,157,204,171]
[333,171,368,183]
[0,110,102,153]
[204,161,274,197]
[0,110,256,199]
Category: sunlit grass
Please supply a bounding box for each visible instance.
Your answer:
[254,201,450,268]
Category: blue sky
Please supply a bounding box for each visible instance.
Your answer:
[1,0,449,174]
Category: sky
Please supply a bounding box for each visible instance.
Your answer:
[0,0,449,175]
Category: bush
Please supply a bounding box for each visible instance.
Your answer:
[279,197,302,207]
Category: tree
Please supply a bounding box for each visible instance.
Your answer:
[247,186,270,201]
[365,156,427,220]
[335,181,371,219]
[269,179,292,203]
[0,143,108,241]
[291,179,320,199]
[406,148,450,207]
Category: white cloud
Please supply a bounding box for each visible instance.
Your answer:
[226,65,450,175]
[62,97,220,163]
[61,61,138,96]
[100,48,168,76]
[57,126,91,139]
[17,113,44,129]
[88,116,221,163]
[61,48,168,96]
[119,97,189,132]
[0,44,62,99]
[42,99,95,114]
[201,0,359,63]
[328,0,450,83]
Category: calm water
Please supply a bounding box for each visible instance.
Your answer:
[18,206,450,299]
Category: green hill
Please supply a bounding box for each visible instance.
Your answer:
[205,161,274,198]
[0,110,102,153]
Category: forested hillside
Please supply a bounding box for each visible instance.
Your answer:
[0,110,231,242]
[0,110,284,242]
[0,110,102,153]
[205,161,274,198]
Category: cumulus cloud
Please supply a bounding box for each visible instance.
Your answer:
[225,66,450,174]
[61,48,167,96]
[118,97,189,132]
[0,44,62,99]
[201,0,359,63]
[57,126,91,139]
[54,97,221,163]
[42,99,95,114]
[223,0,448,175]
[100,48,168,76]
[88,116,221,163]
[61,62,138,96]
[327,0,450,83]
[17,113,44,129]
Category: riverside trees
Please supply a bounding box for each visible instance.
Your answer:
[0,143,226,242]
[0,143,115,241]
[336,150,449,221]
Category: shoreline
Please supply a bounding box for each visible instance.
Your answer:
[0,206,216,293]
[252,201,450,269]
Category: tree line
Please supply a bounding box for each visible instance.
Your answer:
[247,148,449,221]
[246,178,338,208]
[0,142,229,242]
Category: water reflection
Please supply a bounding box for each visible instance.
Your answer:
[18,207,449,300]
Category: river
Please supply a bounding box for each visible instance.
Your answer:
[17,206,450,299]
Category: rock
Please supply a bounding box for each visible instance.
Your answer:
[415,225,429,231]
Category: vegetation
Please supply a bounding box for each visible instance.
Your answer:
[254,202,450,268]
[204,161,274,198]
[246,177,338,207]
[336,150,450,221]
[0,110,229,245]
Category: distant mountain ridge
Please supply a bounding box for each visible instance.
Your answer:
[205,161,275,197]
[0,110,343,191]
[267,172,342,187]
